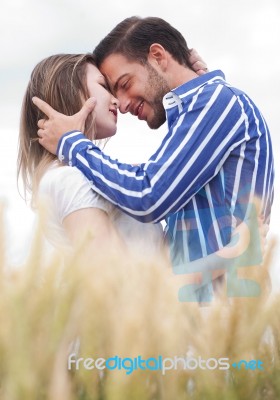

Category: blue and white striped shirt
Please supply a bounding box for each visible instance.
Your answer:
[58,70,274,265]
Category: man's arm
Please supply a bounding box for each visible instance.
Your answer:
[53,82,245,223]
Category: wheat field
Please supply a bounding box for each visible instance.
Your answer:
[0,203,279,400]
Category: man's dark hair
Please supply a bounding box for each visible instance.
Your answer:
[94,16,193,68]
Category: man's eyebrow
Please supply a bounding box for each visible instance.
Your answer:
[113,73,129,94]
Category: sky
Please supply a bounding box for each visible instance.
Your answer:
[0,0,279,284]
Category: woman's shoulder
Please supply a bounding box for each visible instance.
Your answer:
[40,162,87,190]
[38,162,113,222]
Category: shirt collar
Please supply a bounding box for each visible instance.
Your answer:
[163,70,226,110]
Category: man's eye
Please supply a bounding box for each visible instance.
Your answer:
[121,81,129,89]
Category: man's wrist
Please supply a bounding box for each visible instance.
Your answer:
[57,130,90,165]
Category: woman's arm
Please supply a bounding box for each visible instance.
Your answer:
[62,207,124,261]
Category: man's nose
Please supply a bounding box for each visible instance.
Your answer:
[118,94,130,114]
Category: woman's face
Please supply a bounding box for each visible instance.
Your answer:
[85,63,119,140]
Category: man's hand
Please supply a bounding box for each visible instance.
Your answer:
[32,97,96,155]
[189,48,208,75]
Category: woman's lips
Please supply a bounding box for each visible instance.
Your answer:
[109,109,118,121]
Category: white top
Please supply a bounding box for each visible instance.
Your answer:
[38,162,163,255]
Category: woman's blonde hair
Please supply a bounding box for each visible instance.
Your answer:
[17,53,96,205]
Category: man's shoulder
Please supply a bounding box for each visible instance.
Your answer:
[176,70,235,102]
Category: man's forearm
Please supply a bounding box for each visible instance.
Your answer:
[57,84,245,222]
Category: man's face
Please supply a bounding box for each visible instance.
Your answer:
[100,53,170,129]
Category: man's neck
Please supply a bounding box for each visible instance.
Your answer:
[168,62,199,89]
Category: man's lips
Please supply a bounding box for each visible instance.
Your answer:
[134,101,144,119]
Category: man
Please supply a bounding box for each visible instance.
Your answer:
[33,17,274,302]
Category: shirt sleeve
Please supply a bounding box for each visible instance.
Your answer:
[39,165,112,224]
[57,83,246,223]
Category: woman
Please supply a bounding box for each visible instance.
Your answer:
[17,53,164,257]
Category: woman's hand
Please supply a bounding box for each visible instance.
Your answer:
[189,48,209,75]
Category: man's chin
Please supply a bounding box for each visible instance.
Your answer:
[147,122,158,130]
[147,117,166,130]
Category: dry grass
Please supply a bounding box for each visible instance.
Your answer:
[0,203,279,400]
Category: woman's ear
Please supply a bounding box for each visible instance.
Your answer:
[147,43,168,71]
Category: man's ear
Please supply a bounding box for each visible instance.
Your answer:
[147,43,168,71]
